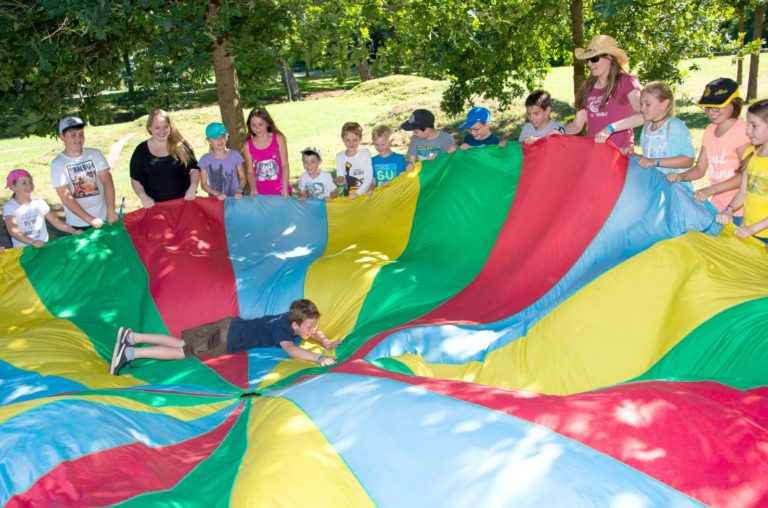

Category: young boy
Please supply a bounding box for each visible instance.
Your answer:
[401,109,457,167]
[371,125,407,185]
[110,299,339,375]
[519,91,565,144]
[297,147,338,201]
[459,106,502,149]
[333,122,374,199]
[198,122,246,200]
[50,116,117,229]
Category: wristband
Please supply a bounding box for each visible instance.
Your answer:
[606,124,615,134]
[655,159,660,167]
[315,354,324,363]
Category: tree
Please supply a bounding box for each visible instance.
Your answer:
[747,2,765,100]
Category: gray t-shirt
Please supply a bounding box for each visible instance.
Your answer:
[407,130,455,161]
[518,122,565,142]
[50,148,110,227]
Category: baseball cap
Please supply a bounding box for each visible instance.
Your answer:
[300,146,322,159]
[58,116,86,135]
[6,169,32,189]
[205,122,228,139]
[459,106,492,129]
[400,109,435,131]
[698,78,739,108]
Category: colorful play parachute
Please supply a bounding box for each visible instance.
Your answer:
[2,136,767,506]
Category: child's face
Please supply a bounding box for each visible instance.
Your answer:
[60,128,85,154]
[208,135,227,152]
[373,136,391,155]
[746,112,768,147]
[412,129,428,139]
[292,318,319,340]
[703,103,733,125]
[249,116,268,136]
[302,154,322,177]
[343,132,361,152]
[467,121,491,140]
[12,176,34,195]
[149,117,171,141]
[640,93,669,122]
[526,106,551,130]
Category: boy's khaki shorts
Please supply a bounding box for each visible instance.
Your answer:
[181,317,232,358]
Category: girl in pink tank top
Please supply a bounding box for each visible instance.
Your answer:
[242,107,290,197]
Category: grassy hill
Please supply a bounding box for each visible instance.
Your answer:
[1,55,766,247]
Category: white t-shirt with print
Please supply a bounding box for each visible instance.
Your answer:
[51,148,110,227]
[3,198,50,247]
[298,171,337,199]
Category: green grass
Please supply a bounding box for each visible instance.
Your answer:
[1,55,766,247]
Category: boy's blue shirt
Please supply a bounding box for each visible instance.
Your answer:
[372,152,407,184]
[462,133,500,147]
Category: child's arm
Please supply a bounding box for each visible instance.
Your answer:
[668,146,709,183]
[4,215,45,248]
[595,89,643,143]
[45,212,82,235]
[695,172,742,203]
[97,169,119,224]
[310,330,341,350]
[184,169,200,201]
[715,172,747,225]
[54,185,104,228]
[279,340,336,366]
[735,217,768,239]
[241,144,258,196]
[235,161,246,199]
[277,133,290,198]
[200,169,226,200]
[564,109,587,136]
[638,155,695,169]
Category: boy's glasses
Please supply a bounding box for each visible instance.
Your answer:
[587,54,606,63]
[701,107,721,113]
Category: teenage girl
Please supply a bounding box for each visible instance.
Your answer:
[667,78,750,221]
[242,107,290,198]
[564,35,643,149]
[632,81,696,191]
[715,99,768,249]
[3,169,82,248]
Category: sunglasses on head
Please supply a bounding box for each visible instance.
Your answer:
[587,54,607,63]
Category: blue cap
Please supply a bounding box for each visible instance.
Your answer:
[205,122,228,139]
[459,106,491,129]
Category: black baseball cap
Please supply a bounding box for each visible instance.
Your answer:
[400,109,435,131]
[698,78,739,108]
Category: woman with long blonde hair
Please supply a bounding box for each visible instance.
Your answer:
[130,109,200,208]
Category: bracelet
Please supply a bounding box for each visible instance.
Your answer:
[315,354,324,363]
[655,159,660,167]
[606,124,616,133]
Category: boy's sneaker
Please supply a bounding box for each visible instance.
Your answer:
[110,328,131,375]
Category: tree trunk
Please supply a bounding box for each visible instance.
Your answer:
[747,6,764,101]
[737,12,744,85]
[570,0,585,104]
[211,34,247,151]
[279,60,302,102]
[358,60,372,81]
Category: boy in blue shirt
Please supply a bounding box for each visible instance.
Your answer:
[371,125,407,186]
[110,299,339,375]
[459,106,502,149]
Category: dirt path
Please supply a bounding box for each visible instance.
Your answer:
[107,133,136,167]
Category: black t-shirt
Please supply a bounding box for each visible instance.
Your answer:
[226,313,297,354]
[129,141,199,202]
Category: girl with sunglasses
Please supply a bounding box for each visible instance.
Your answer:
[564,35,643,150]
[667,78,750,221]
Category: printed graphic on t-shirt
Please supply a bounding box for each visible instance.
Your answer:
[256,159,279,181]
[19,209,43,239]
[205,161,238,195]
[375,163,399,183]
[708,151,732,181]
[66,160,100,198]
[304,182,327,199]
[748,171,768,196]
[344,161,364,193]
[586,96,608,118]
[415,146,444,161]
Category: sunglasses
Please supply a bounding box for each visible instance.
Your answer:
[587,54,607,63]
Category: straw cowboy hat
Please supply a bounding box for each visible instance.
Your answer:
[574,35,629,67]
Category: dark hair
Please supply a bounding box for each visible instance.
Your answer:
[575,56,626,111]
[729,97,744,119]
[288,299,321,324]
[525,90,553,109]
[246,107,280,137]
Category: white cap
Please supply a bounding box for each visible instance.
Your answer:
[58,116,86,135]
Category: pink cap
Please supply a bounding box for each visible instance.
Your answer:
[6,169,31,190]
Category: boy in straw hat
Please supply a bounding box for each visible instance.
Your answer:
[564,35,643,149]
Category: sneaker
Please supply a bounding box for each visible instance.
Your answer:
[110,330,130,375]
[111,327,126,372]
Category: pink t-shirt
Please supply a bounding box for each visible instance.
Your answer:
[584,73,640,149]
[247,132,284,195]
[702,119,750,215]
